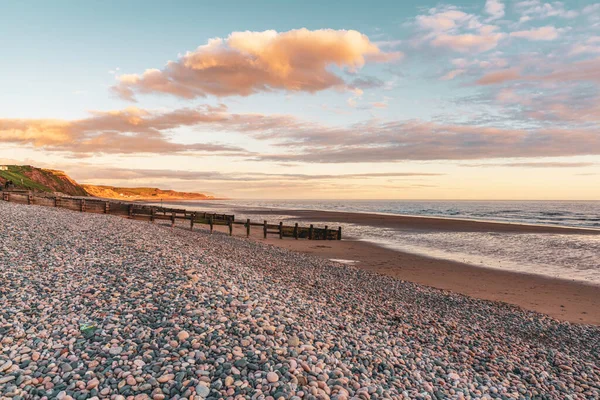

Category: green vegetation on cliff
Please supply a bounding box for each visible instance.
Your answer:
[0,165,88,196]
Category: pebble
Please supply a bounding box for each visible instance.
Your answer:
[0,201,598,400]
[177,330,190,341]
[267,372,279,383]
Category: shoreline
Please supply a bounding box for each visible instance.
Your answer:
[192,200,600,233]
[215,222,600,326]
[254,234,600,325]
[239,207,600,234]
[151,200,600,325]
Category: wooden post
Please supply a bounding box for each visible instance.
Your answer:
[263,220,267,239]
[104,201,109,214]
[338,226,342,240]
[80,199,85,212]
[228,220,233,236]
[324,225,328,240]
[27,195,32,205]
[209,216,213,233]
[128,204,134,218]
[309,224,314,240]
[171,212,176,227]
[246,218,250,237]
[54,197,59,207]
[294,223,298,240]
[279,222,283,239]
[190,213,195,231]
[151,208,155,223]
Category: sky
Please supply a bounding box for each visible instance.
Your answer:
[1,0,599,200]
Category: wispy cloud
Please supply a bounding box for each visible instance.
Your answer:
[72,167,443,182]
[515,0,578,21]
[413,6,505,53]
[510,26,560,41]
[0,106,246,156]
[462,162,596,168]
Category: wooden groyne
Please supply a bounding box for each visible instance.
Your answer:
[0,191,341,240]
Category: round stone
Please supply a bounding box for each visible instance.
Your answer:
[267,372,279,383]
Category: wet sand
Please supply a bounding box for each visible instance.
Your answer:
[214,213,600,326]
[239,207,600,234]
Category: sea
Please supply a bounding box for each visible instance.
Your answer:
[152,200,600,285]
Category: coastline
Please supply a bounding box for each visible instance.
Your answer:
[254,234,600,325]
[205,212,600,326]
[236,207,600,234]
[149,200,600,325]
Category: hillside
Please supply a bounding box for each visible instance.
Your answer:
[82,185,214,200]
[0,165,88,196]
[0,165,214,200]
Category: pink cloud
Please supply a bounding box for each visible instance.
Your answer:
[248,118,600,163]
[414,7,505,53]
[0,106,244,155]
[510,26,559,41]
[112,29,401,101]
[431,32,505,52]
[416,10,471,31]
[485,0,505,20]
[3,105,600,163]
[476,68,521,84]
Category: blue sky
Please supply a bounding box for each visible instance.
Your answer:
[1,0,599,199]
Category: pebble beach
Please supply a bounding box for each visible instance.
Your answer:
[1,201,599,400]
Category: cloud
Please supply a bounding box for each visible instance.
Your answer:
[476,57,600,86]
[430,31,505,52]
[239,118,600,163]
[0,106,246,155]
[416,9,472,31]
[476,68,521,84]
[485,0,505,20]
[569,36,600,56]
[510,26,559,41]
[72,167,443,182]
[515,0,578,20]
[112,29,401,101]
[5,101,600,164]
[462,162,596,168]
[441,69,467,80]
[414,7,505,53]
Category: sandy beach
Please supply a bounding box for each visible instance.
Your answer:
[1,201,599,399]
